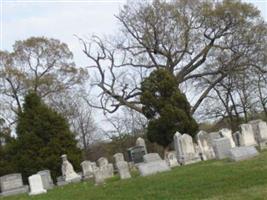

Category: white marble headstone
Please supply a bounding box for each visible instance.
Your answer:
[28,174,47,195]
[239,124,257,147]
[136,137,147,154]
[219,128,236,148]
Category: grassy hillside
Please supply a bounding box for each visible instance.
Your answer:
[2,151,267,200]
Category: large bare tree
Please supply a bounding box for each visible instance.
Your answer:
[81,0,267,119]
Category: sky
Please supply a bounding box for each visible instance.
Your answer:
[0,0,267,130]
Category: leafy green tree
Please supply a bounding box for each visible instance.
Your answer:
[13,92,81,181]
[140,69,198,151]
[0,37,88,125]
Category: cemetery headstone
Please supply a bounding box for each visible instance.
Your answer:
[136,137,147,154]
[97,157,109,167]
[249,120,267,150]
[0,173,29,196]
[127,146,146,163]
[113,153,125,169]
[81,161,94,180]
[37,170,54,190]
[196,131,215,160]
[28,174,47,195]
[137,153,170,176]
[143,153,162,163]
[165,151,179,168]
[97,157,114,179]
[174,132,201,165]
[113,153,125,163]
[229,146,259,161]
[93,169,105,185]
[116,161,131,179]
[213,137,231,159]
[239,124,257,147]
[219,128,236,147]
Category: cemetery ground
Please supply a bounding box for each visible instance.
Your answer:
[2,150,267,200]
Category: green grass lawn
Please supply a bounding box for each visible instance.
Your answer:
[2,151,267,200]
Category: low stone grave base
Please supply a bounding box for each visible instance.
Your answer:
[137,160,170,176]
[0,186,29,197]
[229,146,259,161]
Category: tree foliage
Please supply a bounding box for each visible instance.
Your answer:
[140,69,198,148]
[0,37,87,124]
[10,92,81,181]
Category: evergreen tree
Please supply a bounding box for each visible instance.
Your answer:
[14,92,81,181]
[140,69,198,150]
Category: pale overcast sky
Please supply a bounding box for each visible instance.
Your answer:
[1,0,266,68]
[0,0,266,130]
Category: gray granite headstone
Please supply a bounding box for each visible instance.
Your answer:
[37,170,54,190]
[127,146,146,163]
[229,146,259,161]
[213,137,232,159]
[0,173,29,196]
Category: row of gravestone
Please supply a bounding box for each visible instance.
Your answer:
[1,119,266,197]
[174,119,267,164]
[0,170,53,197]
[0,137,148,197]
[0,153,132,197]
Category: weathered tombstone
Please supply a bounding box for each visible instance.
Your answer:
[97,157,109,167]
[249,120,267,150]
[113,153,125,163]
[165,151,179,168]
[37,170,54,190]
[239,124,257,147]
[143,153,162,163]
[81,161,94,180]
[174,132,201,165]
[137,153,170,176]
[117,161,131,180]
[229,146,259,161]
[113,153,125,169]
[213,137,231,159]
[136,137,147,154]
[61,154,81,183]
[196,131,215,160]
[97,157,114,179]
[93,169,105,185]
[28,174,47,195]
[219,128,236,148]
[127,146,146,163]
[0,173,29,196]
